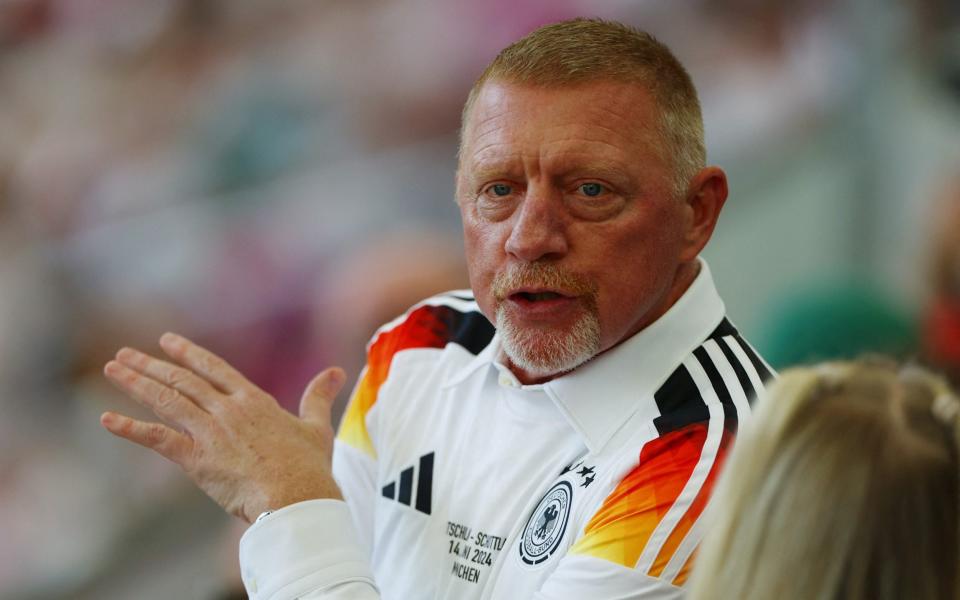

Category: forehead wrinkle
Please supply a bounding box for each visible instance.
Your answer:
[462,113,521,171]
[467,141,522,175]
[545,122,665,178]
[536,134,636,171]
[546,114,657,159]
[471,121,637,162]
[468,115,509,148]
[463,93,521,149]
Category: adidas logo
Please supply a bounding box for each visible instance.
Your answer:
[382,452,434,515]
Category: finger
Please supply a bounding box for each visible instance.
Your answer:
[100,411,193,465]
[115,347,221,412]
[104,360,209,429]
[299,367,347,422]
[158,332,249,395]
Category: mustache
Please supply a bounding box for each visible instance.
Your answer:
[491,262,597,301]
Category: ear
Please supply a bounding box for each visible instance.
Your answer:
[679,166,728,262]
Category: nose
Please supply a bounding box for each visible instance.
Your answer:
[504,186,569,262]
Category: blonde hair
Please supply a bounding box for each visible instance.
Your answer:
[459,18,705,197]
[687,358,960,600]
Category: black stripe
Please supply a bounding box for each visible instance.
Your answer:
[437,306,495,355]
[693,347,739,429]
[398,467,414,506]
[717,337,758,405]
[382,481,396,500]
[653,364,709,436]
[693,346,732,406]
[734,334,774,383]
[415,452,434,514]
[707,318,738,342]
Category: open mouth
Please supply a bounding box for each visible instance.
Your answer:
[506,289,578,307]
[512,291,567,302]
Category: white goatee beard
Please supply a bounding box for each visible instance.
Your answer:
[491,261,602,378]
[496,303,602,378]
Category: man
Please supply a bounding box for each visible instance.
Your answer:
[102,18,774,599]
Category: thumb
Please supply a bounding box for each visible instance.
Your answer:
[299,367,347,422]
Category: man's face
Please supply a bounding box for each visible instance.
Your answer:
[457,80,697,383]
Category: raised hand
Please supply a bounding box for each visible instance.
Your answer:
[101,332,346,523]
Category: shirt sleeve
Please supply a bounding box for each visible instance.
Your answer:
[239,500,380,600]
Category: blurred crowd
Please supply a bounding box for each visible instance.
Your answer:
[0,0,958,598]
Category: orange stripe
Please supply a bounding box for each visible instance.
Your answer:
[648,427,734,577]
[569,424,708,568]
[337,305,452,457]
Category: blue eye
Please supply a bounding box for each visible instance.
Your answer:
[489,183,512,197]
[579,183,605,197]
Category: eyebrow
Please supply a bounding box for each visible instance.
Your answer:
[463,160,525,187]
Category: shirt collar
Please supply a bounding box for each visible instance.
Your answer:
[444,258,726,452]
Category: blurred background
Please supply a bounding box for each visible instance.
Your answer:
[1,0,959,597]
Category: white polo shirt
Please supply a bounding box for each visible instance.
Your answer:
[239,260,774,599]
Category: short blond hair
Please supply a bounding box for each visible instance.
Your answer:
[460,18,705,197]
[687,358,960,600]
